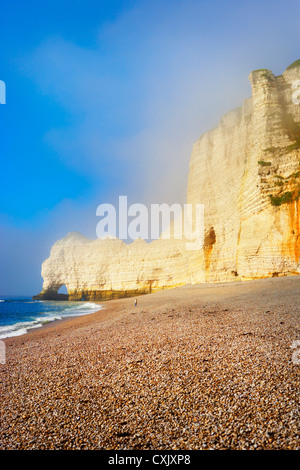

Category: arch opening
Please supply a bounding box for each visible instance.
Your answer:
[58,284,68,295]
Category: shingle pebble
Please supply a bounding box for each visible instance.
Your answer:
[0,277,299,450]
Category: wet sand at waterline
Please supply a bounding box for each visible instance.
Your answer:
[0,276,299,450]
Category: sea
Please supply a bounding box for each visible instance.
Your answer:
[0,296,102,340]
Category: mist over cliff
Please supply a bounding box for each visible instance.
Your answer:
[34,61,300,301]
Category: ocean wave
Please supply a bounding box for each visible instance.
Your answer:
[73,302,101,310]
[0,314,65,339]
[0,320,43,339]
[36,315,62,324]
[0,301,103,339]
[0,328,29,338]
[61,303,102,318]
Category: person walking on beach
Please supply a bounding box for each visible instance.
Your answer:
[135,298,138,307]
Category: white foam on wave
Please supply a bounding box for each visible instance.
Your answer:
[0,328,29,338]
[73,302,101,310]
[0,302,103,339]
[36,315,62,323]
[0,320,43,339]
[62,302,102,317]
[0,314,64,339]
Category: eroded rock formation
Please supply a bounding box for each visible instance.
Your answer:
[34,61,300,301]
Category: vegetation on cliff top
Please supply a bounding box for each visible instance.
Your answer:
[286,59,300,70]
[252,69,274,81]
[252,68,271,73]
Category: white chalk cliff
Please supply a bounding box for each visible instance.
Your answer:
[34,61,300,301]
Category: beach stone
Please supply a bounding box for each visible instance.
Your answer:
[1,276,299,450]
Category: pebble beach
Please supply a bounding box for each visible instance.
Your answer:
[0,276,299,450]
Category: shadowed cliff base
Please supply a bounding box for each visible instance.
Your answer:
[33,288,151,301]
[33,283,187,301]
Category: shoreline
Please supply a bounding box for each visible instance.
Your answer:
[1,275,299,450]
[3,275,296,344]
[0,299,104,342]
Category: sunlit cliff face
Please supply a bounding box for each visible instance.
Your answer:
[187,61,300,282]
[34,62,300,300]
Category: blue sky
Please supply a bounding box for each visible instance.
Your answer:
[0,0,299,295]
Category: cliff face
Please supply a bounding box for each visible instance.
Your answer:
[35,232,189,300]
[187,61,300,282]
[34,62,300,301]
